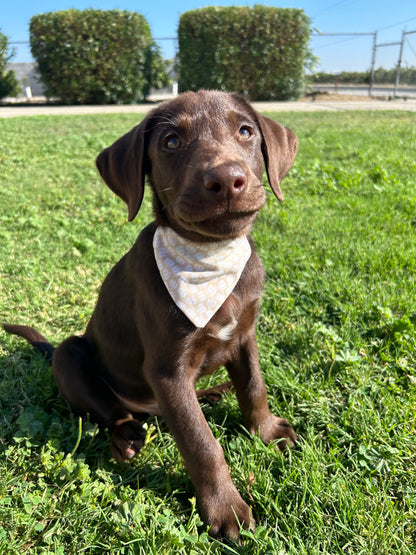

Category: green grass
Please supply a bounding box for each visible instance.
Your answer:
[0,110,415,554]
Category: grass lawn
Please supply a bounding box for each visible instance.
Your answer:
[0,109,415,554]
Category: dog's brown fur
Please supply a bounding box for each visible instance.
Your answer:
[4,90,298,540]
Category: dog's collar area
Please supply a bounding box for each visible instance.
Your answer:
[153,226,251,328]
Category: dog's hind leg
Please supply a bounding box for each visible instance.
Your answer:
[195,381,233,402]
[3,324,144,460]
[52,335,146,461]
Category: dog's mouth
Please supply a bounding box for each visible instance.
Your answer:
[179,206,258,223]
[175,209,260,240]
[176,187,265,221]
[156,182,266,240]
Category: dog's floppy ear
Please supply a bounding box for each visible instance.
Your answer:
[256,114,298,202]
[96,120,148,221]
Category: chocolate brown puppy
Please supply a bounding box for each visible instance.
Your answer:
[4,90,298,540]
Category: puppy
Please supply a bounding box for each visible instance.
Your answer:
[4,90,298,539]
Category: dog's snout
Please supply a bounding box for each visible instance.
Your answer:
[203,164,247,198]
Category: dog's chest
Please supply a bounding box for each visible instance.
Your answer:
[185,288,260,377]
[208,317,238,341]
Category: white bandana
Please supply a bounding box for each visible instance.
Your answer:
[153,226,251,328]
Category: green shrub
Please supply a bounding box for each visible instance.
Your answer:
[0,29,21,101]
[30,9,170,104]
[178,5,311,100]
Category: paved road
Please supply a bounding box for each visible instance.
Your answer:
[1,98,416,118]
[312,84,416,99]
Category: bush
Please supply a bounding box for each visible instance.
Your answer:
[30,9,170,104]
[178,5,311,100]
[0,29,21,101]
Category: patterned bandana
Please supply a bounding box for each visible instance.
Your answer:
[153,226,252,328]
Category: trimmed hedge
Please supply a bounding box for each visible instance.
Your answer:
[178,6,311,101]
[30,9,169,104]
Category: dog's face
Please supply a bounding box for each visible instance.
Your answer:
[96,90,298,241]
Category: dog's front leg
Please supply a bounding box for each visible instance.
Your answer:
[226,330,297,450]
[144,365,253,540]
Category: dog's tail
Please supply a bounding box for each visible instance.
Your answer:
[2,323,55,364]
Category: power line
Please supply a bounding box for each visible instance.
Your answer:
[378,15,416,32]
[311,31,376,52]
[312,35,369,50]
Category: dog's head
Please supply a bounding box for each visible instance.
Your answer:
[96,90,298,240]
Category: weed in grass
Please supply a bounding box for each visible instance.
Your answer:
[0,111,415,553]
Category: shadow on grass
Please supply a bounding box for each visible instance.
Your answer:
[0,342,256,510]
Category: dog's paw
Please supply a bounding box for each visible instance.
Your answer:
[110,418,146,461]
[256,414,297,451]
[198,485,255,541]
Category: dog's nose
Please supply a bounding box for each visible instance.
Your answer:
[203,164,247,197]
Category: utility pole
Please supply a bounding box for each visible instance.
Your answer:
[394,31,405,99]
[369,31,377,96]
[395,29,416,98]
[369,34,403,97]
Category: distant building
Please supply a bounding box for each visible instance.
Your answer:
[6,63,45,98]
[5,62,178,101]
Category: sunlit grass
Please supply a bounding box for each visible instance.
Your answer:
[0,110,415,553]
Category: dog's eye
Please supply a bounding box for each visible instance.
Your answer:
[239,126,253,139]
[164,135,181,150]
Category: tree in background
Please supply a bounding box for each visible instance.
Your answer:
[30,9,170,104]
[143,40,172,98]
[0,29,21,101]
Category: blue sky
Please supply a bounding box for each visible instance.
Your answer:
[3,0,416,73]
